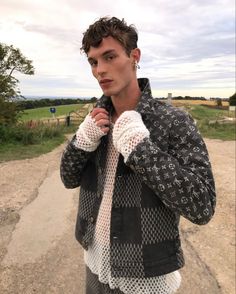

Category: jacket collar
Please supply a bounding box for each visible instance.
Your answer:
[96,78,155,115]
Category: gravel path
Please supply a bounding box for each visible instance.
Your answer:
[0,138,235,294]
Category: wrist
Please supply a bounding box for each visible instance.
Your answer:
[118,131,149,162]
[74,114,106,151]
[113,110,150,161]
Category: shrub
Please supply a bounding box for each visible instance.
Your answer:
[229,93,236,106]
[215,98,222,108]
[0,123,65,145]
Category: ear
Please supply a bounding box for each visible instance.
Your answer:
[130,48,141,63]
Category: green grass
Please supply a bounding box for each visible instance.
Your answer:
[188,105,228,120]
[197,121,236,140]
[0,123,77,162]
[20,103,87,121]
[0,102,89,162]
[1,103,235,163]
[0,137,65,162]
[188,105,235,140]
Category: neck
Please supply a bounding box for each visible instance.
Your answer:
[111,79,141,122]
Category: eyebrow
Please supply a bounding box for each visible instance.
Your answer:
[87,49,116,62]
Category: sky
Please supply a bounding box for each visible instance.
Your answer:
[0,0,235,98]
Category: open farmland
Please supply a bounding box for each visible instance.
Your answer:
[0,103,94,162]
[172,99,229,107]
[20,103,87,122]
[171,100,235,140]
[18,99,235,141]
[20,100,231,121]
[20,100,230,122]
[1,98,233,162]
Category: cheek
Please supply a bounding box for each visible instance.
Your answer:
[118,62,134,78]
[91,68,97,78]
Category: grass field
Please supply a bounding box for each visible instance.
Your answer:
[20,99,235,140]
[172,99,229,107]
[20,100,231,121]
[0,137,65,162]
[0,99,235,162]
[0,123,77,162]
[188,105,235,140]
[20,103,88,121]
[171,100,235,140]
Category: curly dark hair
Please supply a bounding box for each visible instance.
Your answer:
[81,17,138,56]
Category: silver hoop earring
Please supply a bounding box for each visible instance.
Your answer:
[135,61,140,69]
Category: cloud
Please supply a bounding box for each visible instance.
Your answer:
[0,0,234,98]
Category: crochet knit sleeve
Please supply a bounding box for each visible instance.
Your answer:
[74,114,107,152]
[126,111,216,225]
[112,111,150,162]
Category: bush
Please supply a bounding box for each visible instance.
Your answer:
[0,123,65,145]
[215,98,222,108]
[229,93,236,106]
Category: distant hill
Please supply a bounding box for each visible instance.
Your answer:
[23,95,91,100]
[17,97,98,110]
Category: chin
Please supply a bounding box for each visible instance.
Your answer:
[102,89,116,97]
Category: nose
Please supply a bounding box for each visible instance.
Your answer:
[95,60,107,76]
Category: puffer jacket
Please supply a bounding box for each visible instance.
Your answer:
[60,78,216,278]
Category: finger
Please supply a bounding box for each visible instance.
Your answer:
[94,112,109,121]
[96,119,110,127]
[90,108,108,118]
[100,126,110,134]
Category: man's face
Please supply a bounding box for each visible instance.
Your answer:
[87,36,138,97]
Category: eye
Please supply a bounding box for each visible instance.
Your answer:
[88,59,97,67]
[91,61,97,67]
[105,54,116,61]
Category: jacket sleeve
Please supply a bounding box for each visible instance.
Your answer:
[60,135,92,189]
[126,112,216,225]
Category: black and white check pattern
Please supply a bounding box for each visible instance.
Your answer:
[60,78,216,279]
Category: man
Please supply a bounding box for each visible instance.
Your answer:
[60,17,216,294]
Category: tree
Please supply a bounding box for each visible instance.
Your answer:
[215,98,222,108]
[90,96,98,103]
[229,93,236,106]
[0,43,35,124]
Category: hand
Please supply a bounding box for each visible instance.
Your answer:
[113,110,149,161]
[74,108,110,152]
[90,108,110,134]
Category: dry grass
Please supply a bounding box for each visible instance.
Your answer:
[172,99,229,107]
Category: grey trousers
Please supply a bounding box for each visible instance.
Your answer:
[86,267,124,294]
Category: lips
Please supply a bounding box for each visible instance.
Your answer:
[99,79,113,86]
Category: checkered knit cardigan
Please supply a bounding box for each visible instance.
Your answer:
[60,78,216,278]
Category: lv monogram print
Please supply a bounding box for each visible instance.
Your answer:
[60,78,216,279]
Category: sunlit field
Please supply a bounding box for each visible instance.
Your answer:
[172,100,229,107]
[20,104,86,121]
[0,99,234,162]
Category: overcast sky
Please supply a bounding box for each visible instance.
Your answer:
[0,0,235,98]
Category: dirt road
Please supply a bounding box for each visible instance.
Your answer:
[0,138,235,294]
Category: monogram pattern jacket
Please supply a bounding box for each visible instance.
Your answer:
[60,78,216,278]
